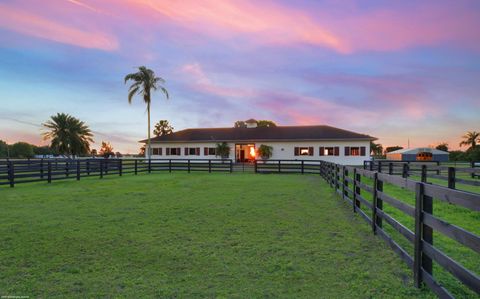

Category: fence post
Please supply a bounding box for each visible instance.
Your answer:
[229,160,233,173]
[254,160,258,173]
[208,159,212,173]
[388,162,393,175]
[148,158,152,173]
[402,164,408,178]
[414,182,433,288]
[372,172,378,233]
[352,168,357,212]
[301,160,304,174]
[100,160,103,179]
[355,170,361,210]
[421,165,427,183]
[169,159,172,173]
[188,159,191,173]
[278,160,281,173]
[370,161,374,171]
[335,164,339,192]
[76,160,80,181]
[8,161,14,188]
[448,167,455,189]
[47,161,52,184]
[375,176,383,230]
[134,160,138,175]
[119,159,122,176]
[87,160,90,176]
[65,161,69,177]
[436,161,440,175]
[343,167,349,201]
[378,161,382,173]
[471,161,474,179]
[40,159,44,180]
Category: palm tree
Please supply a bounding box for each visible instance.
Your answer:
[459,131,480,150]
[42,113,93,157]
[125,66,169,159]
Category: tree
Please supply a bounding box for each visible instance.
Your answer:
[469,146,480,162]
[90,149,98,157]
[257,120,277,128]
[215,142,231,159]
[234,121,247,128]
[33,146,53,156]
[115,152,123,158]
[435,142,449,152]
[42,113,93,157]
[125,66,169,159]
[0,140,8,158]
[99,141,114,158]
[449,150,468,162]
[153,120,174,137]
[258,144,273,159]
[459,131,480,150]
[370,141,383,156]
[10,142,34,158]
[385,146,403,153]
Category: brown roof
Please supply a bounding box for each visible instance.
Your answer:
[142,125,376,143]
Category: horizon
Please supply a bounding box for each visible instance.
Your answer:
[1,0,479,153]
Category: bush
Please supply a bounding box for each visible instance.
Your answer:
[10,142,34,158]
[0,140,8,158]
[215,142,231,159]
[449,150,468,161]
[467,146,480,162]
[258,144,273,159]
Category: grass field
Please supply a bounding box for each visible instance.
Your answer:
[0,173,433,298]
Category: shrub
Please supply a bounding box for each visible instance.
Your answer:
[258,144,273,159]
[10,142,34,158]
[215,142,231,159]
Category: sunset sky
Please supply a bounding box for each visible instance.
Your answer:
[0,0,479,153]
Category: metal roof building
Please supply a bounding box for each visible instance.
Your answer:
[386,147,449,162]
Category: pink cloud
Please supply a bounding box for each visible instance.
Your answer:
[179,63,254,98]
[0,3,118,51]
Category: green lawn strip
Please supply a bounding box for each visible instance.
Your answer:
[1,173,429,298]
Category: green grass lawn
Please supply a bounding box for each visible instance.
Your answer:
[0,173,432,298]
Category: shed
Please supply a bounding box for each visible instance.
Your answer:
[386,148,449,162]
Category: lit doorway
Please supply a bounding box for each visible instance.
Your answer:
[235,144,255,162]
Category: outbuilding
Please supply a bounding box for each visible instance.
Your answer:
[386,147,449,162]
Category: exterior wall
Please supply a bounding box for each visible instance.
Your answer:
[385,153,402,160]
[148,140,370,165]
[402,153,449,162]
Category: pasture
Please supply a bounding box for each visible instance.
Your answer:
[0,173,431,298]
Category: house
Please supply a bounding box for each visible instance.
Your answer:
[386,147,449,162]
[142,121,375,165]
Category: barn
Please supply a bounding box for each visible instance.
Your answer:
[386,147,449,162]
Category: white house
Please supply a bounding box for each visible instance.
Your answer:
[142,120,375,165]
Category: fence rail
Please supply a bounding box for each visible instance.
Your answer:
[319,161,479,298]
[0,158,233,187]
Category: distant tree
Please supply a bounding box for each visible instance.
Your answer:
[449,150,468,162]
[33,146,53,156]
[435,143,449,152]
[459,131,479,150]
[469,146,480,162]
[385,146,403,154]
[125,66,169,160]
[370,141,383,156]
[10,142,34,158]
[115,152,123,158]
[42,113,93,157]
[153,120,174,137]
[0,140,8,158]
[215,142,231,159]
[258,144,273,159]
[90,149,98,157]
[257,120,277,128]
[99,141,114,158]
[139,145,145,156]
[234,121,247,128]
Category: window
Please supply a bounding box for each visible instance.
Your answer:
[167,147,181,156]
[320,147,339,156]
[151,148,162,155]
[345,146,366,156]
[294,147,313,156]
[189,148,197,155]
[209,148,216,155]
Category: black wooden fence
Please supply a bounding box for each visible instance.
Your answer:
[364,160,480,189]
[319,162,479,298]
[0,158,233,187]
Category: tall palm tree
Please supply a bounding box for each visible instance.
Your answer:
[125,66,169,159]
[459,131,480,150]
[42,113,93,157]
